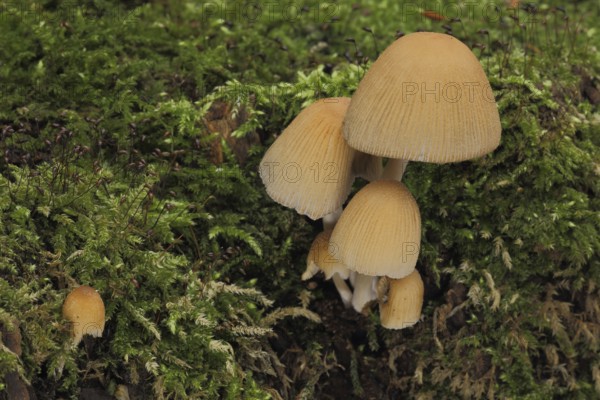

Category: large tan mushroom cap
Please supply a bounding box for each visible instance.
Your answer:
[330,180,421,279]
[62,285,105,345]
[259,98,356,219]
[379,270,424,329]
[344,32,501,163]
[302,230,350,280]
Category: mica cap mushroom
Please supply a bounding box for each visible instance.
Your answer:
[330,180,421,279]
[379,270,424,329]
[344,32,501,180]
[302,230,352,308]
[302,230,350,281]
[62,285,105,345]
[259,98,381,221]
[259,98,355,219]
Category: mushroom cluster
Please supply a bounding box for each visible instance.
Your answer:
[259,32,501,329]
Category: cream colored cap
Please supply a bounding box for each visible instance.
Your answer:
[379,270,424,329]
[62,285,105,345]
[344,32,501,163]
[330,180,420,279]
[259,98,356,219]
[302,230,350,280]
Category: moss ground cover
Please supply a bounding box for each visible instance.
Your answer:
[0,1,598,398]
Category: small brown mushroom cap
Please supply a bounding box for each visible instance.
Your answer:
[302,230,350,280]
[62,285,105,345]
[330,180,421,279]
[379,270,424,329]
[344,32,501,163]
[259,98,356,219]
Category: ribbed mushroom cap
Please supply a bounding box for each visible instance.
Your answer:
[62,285,105,345]
[330,180,421,279]
[379,270,424,329]
[344,32,501,163]
[259,98,356,219]
[302,230,350,280]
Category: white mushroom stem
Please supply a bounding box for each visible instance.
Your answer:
[322,207,343,230]
[350,272,378,313]
[332,274,353,308]
[381,158,408,181]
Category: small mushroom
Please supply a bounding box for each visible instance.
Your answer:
[379,270,424,329]
[62,285,105,346]
[302,230,352,308]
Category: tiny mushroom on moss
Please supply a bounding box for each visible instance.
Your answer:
[62,285,105,346]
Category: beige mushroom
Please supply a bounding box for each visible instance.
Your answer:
[344,32,501,180]
[62,285,105,345]
[330,180,421,279]
[379,270,424,329]
[302,230,352,307]
[329,180,421,312]
[259,97,357,220]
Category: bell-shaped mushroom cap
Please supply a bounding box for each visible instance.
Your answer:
[379,270,424,329]
[62,285,105,345]
[302,230,350,280]
[259,98,356,219]
[330,180,421,279]
[344,32,501,163]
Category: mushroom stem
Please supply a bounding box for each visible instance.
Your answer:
[351,273,378,313]
[332,274,353,308]
[322,207,343,231]
[381,158,408,181]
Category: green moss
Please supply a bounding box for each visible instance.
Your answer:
[0,0,599,398]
